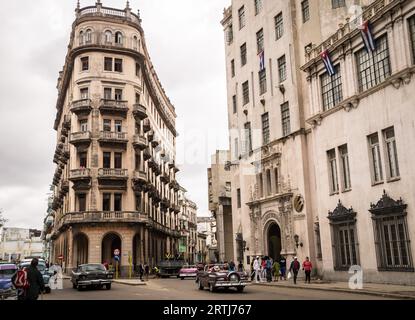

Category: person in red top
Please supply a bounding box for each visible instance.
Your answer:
[302,257,312,284]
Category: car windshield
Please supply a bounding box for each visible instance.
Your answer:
[20,263,46,272]
[0,269,16,278]
[80,265,106,272]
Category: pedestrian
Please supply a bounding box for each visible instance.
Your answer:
[289,257,301,285]
[303,257,313,284]
[144,263,150,281]
[279,256,287,280]
[103,261,109,270]
[253,256,261,283]
[272,260,280,282]
[229,260,235,271]
[266,257,272,282]
[237,261,244,272]
[25,258,46,300]
[137,263,144,281]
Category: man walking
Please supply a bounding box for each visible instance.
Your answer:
[266,257,272,282]
[289,257,301,285]
[279,256,287,280]
[253,256,260,283]
[26,258,45,300]
[303,257,313,284]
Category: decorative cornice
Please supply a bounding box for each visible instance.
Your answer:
[328,200,357,223]
[369,190,407,216]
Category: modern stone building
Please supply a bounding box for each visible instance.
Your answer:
[207,150,234,263]
[47,1,182,275]
[221,0,415,284]
[301,0,415,284]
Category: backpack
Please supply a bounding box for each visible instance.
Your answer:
[14,268,30,289]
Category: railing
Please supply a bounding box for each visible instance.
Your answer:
[100,99,128,110]
[70,131,91,142]
[99,131,127,141]
[133,104,147,117]
[70,99,92,111]
[134,170,148,181]
[58,211,148,228]
[78,5,141,25]
[98,168,128,178]
[70,168,91,179]
[133,134,147,146]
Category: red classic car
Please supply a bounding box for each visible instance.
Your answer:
[178,265,198,280]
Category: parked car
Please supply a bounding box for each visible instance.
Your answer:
[157,260,185,278]
[0,264,18,300]
[178,265,198,280]
[71,264,113,291]
[196,264,250,293]
[19,260,52,293]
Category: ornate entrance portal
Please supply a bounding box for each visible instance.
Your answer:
[267,223,282,261]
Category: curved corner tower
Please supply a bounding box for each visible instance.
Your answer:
[46,1,181,274]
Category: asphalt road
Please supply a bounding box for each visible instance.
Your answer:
[42,278,393,300]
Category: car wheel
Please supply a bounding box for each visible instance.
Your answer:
[237,286,245,293]
[45,287,51,294]
[197,280,204,291]
[105,283,112,290]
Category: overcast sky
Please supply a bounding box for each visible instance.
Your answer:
[0,0,230,230]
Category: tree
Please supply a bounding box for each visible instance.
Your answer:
[0,209,7,228]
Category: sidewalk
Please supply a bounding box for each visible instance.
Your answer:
[253,279,415,300]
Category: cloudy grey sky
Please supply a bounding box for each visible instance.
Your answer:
[0,0,230,229]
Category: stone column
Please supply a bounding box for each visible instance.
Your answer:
[270,167,277,195]
[386,21,398,74]
[262,171,268,198]
[216,205,225,263]
[393,16,410,70]
[140,225,144,263]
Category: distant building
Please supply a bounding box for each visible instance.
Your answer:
[197,215,218,263]
[196,232,208,263]
[0,227,43,262]
[178,188,198,264]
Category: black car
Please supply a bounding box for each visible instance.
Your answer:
[71,264,113,291]
[196,264,250,293]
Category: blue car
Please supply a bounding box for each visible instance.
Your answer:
[0,264,18,300]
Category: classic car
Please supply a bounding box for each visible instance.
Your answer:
[157,260,185,278]
[178,265,198,280]
[71,264,113,291]
[19,260,52,293]
[0,264,17,300]
[196,264,250,293]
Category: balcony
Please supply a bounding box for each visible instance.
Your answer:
[98,168,128,180]
[147,130,154,142]
[63,115,71,129]
[133,170,148,184]
[99,99,128,117]
[169,180,180,191]
[98,131,128,147]
[143,148,151,161]
[69,168,92,181]
[133,104,148,121]
[133,134,147,150]
[160,172,170,184]
[151,138,160,148]
[143,118,151,133]
[70,99,92,115]
[69,131,92,147]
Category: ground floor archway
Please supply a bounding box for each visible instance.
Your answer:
[101,232,122,266]
[267,223,282,261]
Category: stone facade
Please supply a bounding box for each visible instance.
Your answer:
[46,1,182,275]
[0,228,43,262]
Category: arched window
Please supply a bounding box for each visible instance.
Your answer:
[105,30,112,44]
[79,31,84,45]
[85,29,92,44]
[115,32,123,45]
[133,36,138,50]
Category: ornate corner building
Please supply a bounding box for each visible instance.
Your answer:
[46,1,182,275]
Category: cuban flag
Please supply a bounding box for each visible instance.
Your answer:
[320,50,335,77]
[359,20,376,52]
[259,50,265,71]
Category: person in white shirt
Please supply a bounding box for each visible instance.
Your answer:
[253,257,260,283]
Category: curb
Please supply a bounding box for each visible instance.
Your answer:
[252,282,415,300]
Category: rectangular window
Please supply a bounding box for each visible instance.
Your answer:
[259,69,267,95]
[114,153,122,169]
[332,222,359,270]
[114,194,122,212]
[103,152,111,169]
[373,214,413,270]
[278,55,287,83]
[254,0,263,15]
[104,88,112,100]
[281,102,291,137]
[103,119,111,132]
[135,63,141,77]
[302,0,310,23]
[81,57,89,71]
[244,122,252,153]
[135,193,142,212]
[275,12,284,40]
[409,16,415,63]
[114,59,123,72]
[321,65,343,111]
[327,149,339,194]
[368,133,383,184]
[262,113,270,145]
[238,6,246,30]
[339,144,351,191]
[231,59,235,78]
[104,57,113,71]
[237,189,241,208]
[332,0,345,9]
[115,120,122,133]
[115,89,123,101]
[77,194,86,212]
[256,28,264,54]
[79,152,87,168]
[240,43,247,66]
[80,88,89,100]
[242,81,249,105]
[356,35,391,92]
[232,95,237,114]
[80,119,88,132]
[102,193,111,211]
[383,127,400,179]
